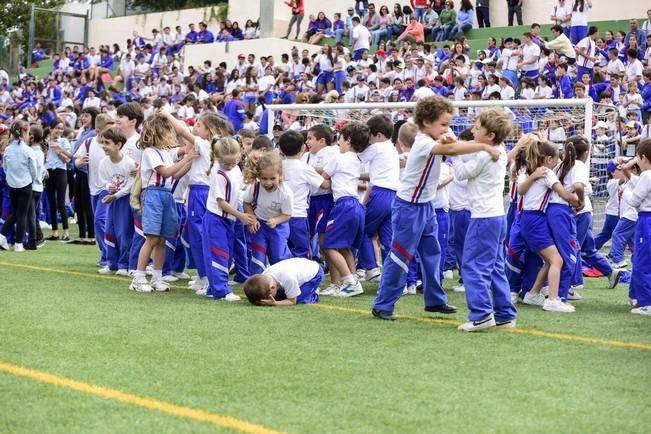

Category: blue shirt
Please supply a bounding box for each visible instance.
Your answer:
[46,137,71,170]
[457,10,474,26]
[222,99,246,132]
[31,146,45,192]
[2,140,36,188]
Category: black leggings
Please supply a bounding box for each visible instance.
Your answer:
[1,184,34,246]
[74,171,94,239]
[31,190,44,242]
[46,168,69,231]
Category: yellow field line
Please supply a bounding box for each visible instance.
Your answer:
[0,360,284,434]
[310,303,651,351]
[3,261,651,352]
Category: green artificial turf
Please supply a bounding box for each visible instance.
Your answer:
[1,230,649,433]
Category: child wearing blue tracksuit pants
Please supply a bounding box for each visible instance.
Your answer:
[608,161,640,268]
[593,162,623,250]
[243,257,323,306]
[279,130,328,260]
[97,127,137,274]
[242,150,293,275]
[452,109,517,331]
[372,96,499,321]
[621,139,651,316]
[200,137,253,301]
[355,115,401,274]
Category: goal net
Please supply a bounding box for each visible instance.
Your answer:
[266,98,621,233]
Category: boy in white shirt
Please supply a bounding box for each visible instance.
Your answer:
[451,108,517,331]
[279,130,329,260]
[243,257,324,305]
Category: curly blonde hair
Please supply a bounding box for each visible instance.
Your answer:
[243,149,283,185]
[137,113,177,150]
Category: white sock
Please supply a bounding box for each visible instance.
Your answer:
[151,269,163,281]
[342,274,356,285]
[133,270,146,281]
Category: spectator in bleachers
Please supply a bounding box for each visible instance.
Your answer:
[518,32,541,82]
[197,22,215,44]
[550,0,572,36]
[546,25,576,64]
[476,0,490,28]
[355,0,369,18]
[244,20,260,39]
[185,23,198,44]
[362,3,380,34]
[422,4,439,33]
[351,17,371,61]
[230,22,244,40]
[336,8,355,45]
[432,1,456,42]
[371,5,393,47]
[626,19,647,51]
[446,0,473,41]
[575,26,598,79]
[570,0,592,45]
[282,0,305,40]
[396,15,425,45]
[303,11,332,44]
[411,0,429,23]
[507,0,523,27]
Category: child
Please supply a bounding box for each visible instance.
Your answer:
[594,161,623,250]
[354,115,400,281]
[243,257,323,305]
[371,96,500,321]
[29,126,46,247]
[279,130,329,259]
[201,137,255,301]
[97,127,137,275]
[451,108,517,331]
[320,122,366,297]
[129,113,196,292]
[621,139,651,315]
[242,150,293,275]
[608,159,639,268]
[513,138,579,312]
[163,111,234,293]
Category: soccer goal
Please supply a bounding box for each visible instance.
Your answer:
[267,98,620,233]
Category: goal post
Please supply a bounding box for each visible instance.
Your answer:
[266,98,620,233]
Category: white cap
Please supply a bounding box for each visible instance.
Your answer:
[594,120,609,129]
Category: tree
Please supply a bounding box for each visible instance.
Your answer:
[0,0,65,66]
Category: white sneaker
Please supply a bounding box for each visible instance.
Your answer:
[319,283,340,296]
[453,285,466,293]
[336,281,364,297]
[129,279,153,292]
[630,306,651,316]
[567,287,583,300]
[145,265,153,276]
[356,269,366,282]
[150,279,170,292]
[0,234,9,250]
[458,314,496,332]
[365,268,381,282]
[97,266,114,275]
[222,292,241,302]
[608,268,623,289]
[522,291,545,306]
[190,277,208,291]
[172,271,191,280]
[510,292,519,305]
[543,298,575,313]
[540,286,549,297]
[14,243,25,252]
[195,287,208,296]
[402,286,408,296]
[443,270,454,280]
[494,319,517,329]
[115,269,129,276]
[406,284,417,295]
[610,258,627,268]
[188,277,197,287]
[162,274,179,282]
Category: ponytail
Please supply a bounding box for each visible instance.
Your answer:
[9,119,29,142]
[558,141,577,184]
[525,139,558,175]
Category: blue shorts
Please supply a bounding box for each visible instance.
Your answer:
[142,187,178,238]
[323,196,365,249]
[276,266,323,305]
[316,71,334,87]
[308,194,334,235]
[519,211,554,253]
[243,95,257,104]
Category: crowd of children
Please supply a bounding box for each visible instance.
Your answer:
[2,94,650,332]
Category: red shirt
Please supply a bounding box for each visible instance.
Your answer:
[285,0,304,15]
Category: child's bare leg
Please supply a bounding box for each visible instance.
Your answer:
[538,245,564,300]
[529,262,550,295]
[320,233,338,283]
[324,248,350,280]
[341,248,357,277]
[137,235,158,272]
[152,237,165,270]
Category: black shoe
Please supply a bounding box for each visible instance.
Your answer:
[81,240,96,246]
[372,309,395,321]
[59,236,70,242]
[425,304,457,314]
[24,243,38,250]
[67,239,81,244]
[36,240,47,249]
[46,235,60,241]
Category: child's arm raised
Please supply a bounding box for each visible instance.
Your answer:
[160,110,196,145]
[432,138,500,161]
[154,146,197,179]
[518,167,549,196]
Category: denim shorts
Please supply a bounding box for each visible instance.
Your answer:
[142,187,178,238]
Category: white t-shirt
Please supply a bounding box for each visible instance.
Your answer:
[397,132,443,203]
[520,170,559,211]
[122,133,142,163]
[206,164,243,220]
[570,6,590,26]
[551,3,572,27]
[413,86,435,100]
[357,140,401,191]
[448,176,469,211]
[500,86,515,100]
[98,154,138,199]
[282,158,325,218]
[186,137,211,186]
[620,176,638,221]
[140,147,174,189]
[500,48,519,71]
[622,171,651,213]
[606,58,626,80]
[263,258,320,300]
[453,147,507,218]
[242,182,293,221]
[521,43,541,72]
[576,37,595,69]
[549,162,589,205]
[323,151,362,201]
[351,25,371,52]
[625,59,643,84]
[604,179,621,216]
[573,160,593,214]
[302,145,339,196]
[431,163,451,211]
